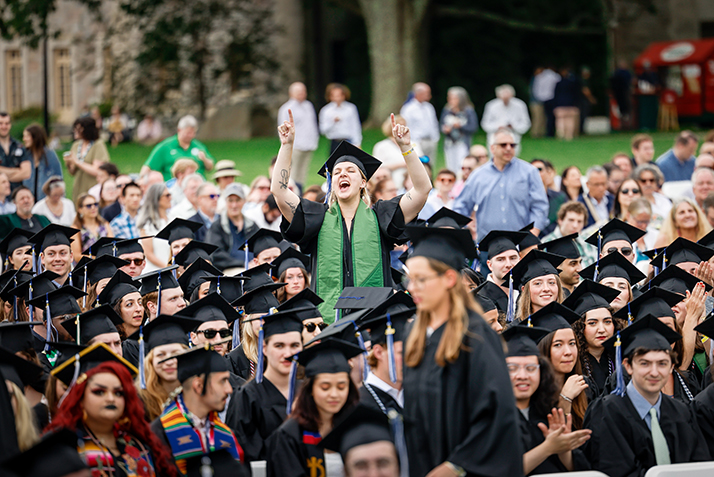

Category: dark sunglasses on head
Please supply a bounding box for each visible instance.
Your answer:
[621,188,640,194]
[304,322,328,333]
[196,328,232,339]
[606,246,633,257]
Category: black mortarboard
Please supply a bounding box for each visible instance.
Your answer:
[239,263,277,292]
[318,141,382,180]
[81,255,130,285]
[320,404,395,459]
[177,292,242,325]
[1,429,88,477]
[184,449,245,477]
[0,346,43,389]
[613,286,682,322]
[356,293,414,344]
[277,288,323,321]
[179,258,221,298]
[44,341,86,369]
[28,224,79,252]
[335,287,394,312]
[173,345,230,383]
[585,218,646,248]
[96,270,140,307]
[83,237,118,257]
[271,247,310,279]
[205,275,250,303]
[127,314,199,351]
[243,228,283,258]
[155,218,203,244]
[0,228,34,257]
[644,265,712,296]
[520,301,581,334]
[472,288,497,313]
[562,279,621,315]
[173,240,218,268]
[261,307,305,337]
[0,321,42,354]
[510,250,565,290]
[307,313,367,347]
[649,237,714,269]
[101,237,147,257]
[232,282,283,315]
[604,314,681,357]
[478,230,528,258]
[60,304,123,345]
[580,251,646,284]
[698,229,714,249]
[502,325,551,357]
[297,337,364,377]
[51,341,137,386]
[69,255,93,291]
[519,223,541,249]
[0,268,32,301]
[539,233,581,260]
[135,266,180,296]
[7,270,59,301]
[694,314,714,338]
[27,285,85,318]
[426,207,471,229]
[406,225,478,270]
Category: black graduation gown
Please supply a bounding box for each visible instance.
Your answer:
[265,418,325,477]
[691,383,714,458]
[122,339,140,368]
[359,382,403,414]
[402,310,523,477]
[227,345,254,381]
[519,409,590,475]
[476,280,508,313]
[582,393,711,477]
[583,351,614,395]
[602,369,700,403]
[226,377,289,461]
[280,195,406,291]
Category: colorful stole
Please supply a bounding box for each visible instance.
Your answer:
[77,429,157,477]
[315,200,384,321]
[160,394,243,474]
[303,431,326,477]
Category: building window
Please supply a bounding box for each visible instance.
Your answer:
[5,50,23,113]
[54,48,72,111]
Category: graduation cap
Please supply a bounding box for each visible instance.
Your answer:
[335,287,393,312]
[51,341,137,386]
[502,324,551,357]
[585,218,646,249]
[0,267,32,302]
[580,250,646,284]
[271,246,310,279]
[60,304,123,345]
[510,250,564,290]
[172,344,230,385]
[205,274,250,304]
[320,405,396,460]
[520,301,581,335]
[177,292,242,325]
[78,255,130,288]
[0,321,42,354]
[184,449,244,477]
[260,307,306,337]
[232,282,283,315]
[243,228,283,260]
[100,237,147,257]
[426,207,471,229]
[277,288,323,321]
[0,429,88,477]
[173,240,218,269]
[318,140,382,181]
[478,230,528,258]
[605,314,681,358]
[96,270,140,307]
[178,258,221,298]
[0,228,34,262]
[698,229,714,249]
[127,315,199,354]
[239,262,277,292]
[612,286,683,323]
[305,312,368,348]
[644,265,712,296]
[44,341,86,369]
[83,237,118,257]
[27,285,85,320]
[694,314,714,339]
[407,225,478,271]
[539,233,581,260]
[519,223,541,249]
[562,279,621,316]
[28,224,79,254]
[0,346,43,389]
[155,218,203,244]
[649,237,714,269]
[472,288,497,313]
[7,270,59,302]
[135,266,181,317]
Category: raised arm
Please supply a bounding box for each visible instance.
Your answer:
[395,113,432,223]
[271,109,302,223]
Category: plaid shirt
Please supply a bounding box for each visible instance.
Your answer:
[110,211,139,239]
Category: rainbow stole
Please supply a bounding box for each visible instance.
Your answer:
[160,397,243,473]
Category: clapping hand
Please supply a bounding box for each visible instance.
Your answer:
[538,408,591,454]
[278,109,295,146]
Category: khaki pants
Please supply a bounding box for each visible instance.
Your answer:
[291,149,314,186]
[530,102,546,138]
[554,107,580,140]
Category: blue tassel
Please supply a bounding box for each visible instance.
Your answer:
[388,409,410,477]
[232,310,242,349]
[653,266,660,278]
[611,331,626,396]
[662,250,667,271]
[156,272,162,316]
[256,321,265,384]
[31,246,36,273]
[335,309,340,322]
[526,315,532,327]
[243,244,249,270]
[217,276,221,296]
[286,357,299,416]
[627,302,633,326]
[506,275,515,323]
[355,326,369,382]
[44,294,52,353]
[28,282,33,322]
[112,241,118,257]
[386,313,397,383]
[593,231,602,281]
[139,325,146,389]
[324,170,332,204]
[83,268,88,308]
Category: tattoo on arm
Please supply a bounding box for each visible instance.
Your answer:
[279,169,289,190]
[286,200,297,214]
[405,192,412,201]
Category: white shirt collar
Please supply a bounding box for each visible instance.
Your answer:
[365,371,404,407]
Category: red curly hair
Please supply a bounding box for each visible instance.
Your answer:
[45,361,177,477]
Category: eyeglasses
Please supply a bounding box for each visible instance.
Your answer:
[606,246,633,257]
[639,178,657,184]
[438,177,455,183]
[83,202,99,209]
[125,258,145,266]
[196,328,232,339]
[202,194,219,200]
[621,188,640,195]
[161,193,172,199]
[304,322,328,333]
[507,363,540,375]
[535,167,544,172]
[404,273,442,289]
[496,143,517,149]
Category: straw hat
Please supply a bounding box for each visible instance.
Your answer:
[213,160,242,179]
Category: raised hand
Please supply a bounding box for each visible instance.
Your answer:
[685,282,707,324]
[391,113,411,149]
[561,375,589,401]
[278,109,295,146]
[694,261,714,287]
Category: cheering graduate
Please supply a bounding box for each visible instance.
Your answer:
[512,250,566,321]
[265,338,363,477]
[476,229,528,313]
[583,316,711,476]
[502,325,591,474]
[401,225,522,477]
[272,112,431,317]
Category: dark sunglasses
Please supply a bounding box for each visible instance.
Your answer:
[83,202,99,209]
[203,194,220,199]
[606,246,633,257]
[496,143,517,148]
[304,322,328,333]
[621,188,640,194]
[639,178,657,184]
[125,258,145,266]
[196,328,232,339]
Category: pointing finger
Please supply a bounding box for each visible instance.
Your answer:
[288,109,294,125]
[391,113,396,130]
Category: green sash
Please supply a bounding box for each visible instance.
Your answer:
[315,201,384,322]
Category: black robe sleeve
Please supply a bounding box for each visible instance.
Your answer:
[519,411,591,475]
[280,198,328,249]
[371,195,407,244]
[691,384,714,459]
[265,419,310,477]
[226,346,254,381]
[122,339,139,368]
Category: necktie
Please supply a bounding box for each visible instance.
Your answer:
[649,407,671,465]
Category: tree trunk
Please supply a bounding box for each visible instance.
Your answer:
[357,0,430,127]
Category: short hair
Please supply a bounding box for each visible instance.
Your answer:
[628,197,652,217]
[181,173,204,190]
[303,184,325,202]
[436,169,456,179]
[0,112,9,118]
[612,152,630,162]
[11,185,31,202]
[121,181,141,197]
[98,162,119,178]
[703,193,714,213]
[177,115,198,130]
[631,133,653,150]
[692,167,714,184]
[557,201,587,222]
[531,158,555,171]
[586,165,607,181]
[633,163,664,186]
[196,182,216,198]
[325,83,351,102]
[73,116,99,141]
[495,84,515,98]
[602,162,619,175]
[265,194,278,210]
[625,347,676,363]
[676,130,698,146]
[171,159,198,178]
[493,127,515,141]
[41,176,65,197]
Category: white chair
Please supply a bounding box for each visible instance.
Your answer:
[536,472,608,477]
[645,461,714,476]
[250,460,267,477]
[660,180,692,201]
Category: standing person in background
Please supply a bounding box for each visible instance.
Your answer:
[21,124,62,201]
[655,130,698,182]
[140,115,215,181]
[0,112,32,191]
[481,84,531,150]
[610,59,633,127]
[138,183,171,271]
[552,66,581,141]
[0,173,16,214]
[401,82,441,161]
[440,86,478,173]
[110,181,143,239]
[319,83,362,153]
[278,82,319,190]
[32,177,76,226]
[71,193,114,257]
[631,133,655,167]
[579,66,597,134]
[530,66,561,138]
[65,116,110,203]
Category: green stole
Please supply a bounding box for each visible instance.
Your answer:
[315,200,383,322]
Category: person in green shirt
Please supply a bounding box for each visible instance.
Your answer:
[140,115,215,181]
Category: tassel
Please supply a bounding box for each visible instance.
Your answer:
[256,319,265,384]
[112,241,118,257]
[335,309,340,323]
[593,231,602,281]
[68,270,73,287]
[627,302,633,326]
[43,293,52,353]
[611,331,626,397]
[388,409,410,477]
[76,314,81,344]
[386,313,397,383]
[139,325,146,389]
[232,310,243,349]
[506,274,515,323]
[526,315,532,327]
[57,354,81,409]
[28,282,33,322]
[355,326,369,383]
[31,246,36,273]
[243,244,249,270]
[156,272,162,316]
[217,276,222,296]
[324,170,332,204]
[662,250,668,271]
[286,357,299,416]
[13,296,18,322]
[83,268,87,308]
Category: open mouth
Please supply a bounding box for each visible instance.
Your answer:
[339,179,350,192]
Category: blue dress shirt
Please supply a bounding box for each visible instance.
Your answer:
[626,380,662,431]
[655,149,695,182]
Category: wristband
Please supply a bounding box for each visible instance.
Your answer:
[445,462,466,477]
[401,147,415,157]
[560,393,573,403]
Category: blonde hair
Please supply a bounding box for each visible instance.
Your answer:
[241,314,261,363]
[79,282,99,312]
[327,168,372,208]
[659,197,712,245]
[171,158,199,179]
[137,345,188,421]
[405,259,479,367]
[9,381,39,451]
[516,275,565,321]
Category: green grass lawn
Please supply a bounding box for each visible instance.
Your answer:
[56,129,690,192]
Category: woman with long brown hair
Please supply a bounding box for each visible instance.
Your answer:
[21,124,62,201]
[72,193,114,258]
[513,250,566,321]
[402,225,522,476]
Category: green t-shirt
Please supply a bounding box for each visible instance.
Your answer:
[143,135,214,181]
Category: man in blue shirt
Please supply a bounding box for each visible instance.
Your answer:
[453,127,548,244]
[0,112,32,191]
[655,130,698,182]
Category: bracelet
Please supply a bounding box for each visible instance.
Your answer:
[401,147,415,157]
[445,462,466,477]
[560,393,573,403]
